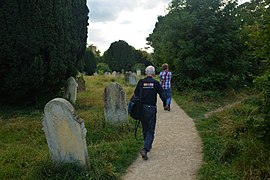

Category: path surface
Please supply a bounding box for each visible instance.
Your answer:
[122,99,203,180]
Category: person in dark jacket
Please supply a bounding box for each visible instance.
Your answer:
[134,65,166,160]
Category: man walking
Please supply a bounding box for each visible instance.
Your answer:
[134,66,166,160]
[159,63,172,111]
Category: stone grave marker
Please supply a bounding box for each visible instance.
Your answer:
[42,98,89,167]
[77,75,86,92]
[64,77,78,104]
[104,83,128,124]
[128,74,137,85]
[124,72,132,83]
[136,69,141,76]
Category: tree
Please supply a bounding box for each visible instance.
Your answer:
[103,40,136,71]
[147,0,246,90]
[96,63,111,74]
[0,0,89,104]
[83,45,100,75]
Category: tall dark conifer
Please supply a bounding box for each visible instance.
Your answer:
[0,0,89,104]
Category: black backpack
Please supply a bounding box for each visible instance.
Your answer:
[127,80,143,141]
[128,95,142,120]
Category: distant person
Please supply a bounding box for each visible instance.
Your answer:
[133,65,166,160]
[159,63,172,111]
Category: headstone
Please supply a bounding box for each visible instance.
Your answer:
[112,71,117,77]
[128,74,137,85]
[136,69,141,76]
[125,72,131,83]
[77,76,86,92]
[42,98,89,167]
[64,77,78,104]
[104,83,128,124]
[93,72,98,76]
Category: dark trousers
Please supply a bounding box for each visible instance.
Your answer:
[140,104,157,152]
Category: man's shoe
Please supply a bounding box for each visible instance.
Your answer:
[164,106,168,110]
[167,106,170,111]
[140,148,148,160]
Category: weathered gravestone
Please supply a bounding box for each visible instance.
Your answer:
[136,69,141,76]
[128,74,137,85]
[104,83,128,124]
[77,75,86,92]
[42,98,89,167]
[112,71,117,77]
[124,72,132,83]
[64,77,78,104]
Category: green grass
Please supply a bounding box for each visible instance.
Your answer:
[0,75,143,179]
[174,90,270,180]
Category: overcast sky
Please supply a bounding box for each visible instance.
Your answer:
[86,0,171,54]
[86,0,250,54]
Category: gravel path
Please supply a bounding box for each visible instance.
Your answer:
[122,99,203,180]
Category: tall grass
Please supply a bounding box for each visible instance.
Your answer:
[0,75,143,179]
[174,90,270,179]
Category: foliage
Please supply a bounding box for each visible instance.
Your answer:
[174,91,270,179]
[147,0,249,90]
[83,45,101,75]
[103,40,152,72]
[0,75,142,179]
[96,63,111,74]
[131,63,146,74]
[243,0,270,140]
[0,0,89,104]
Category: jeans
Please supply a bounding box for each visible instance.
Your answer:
[140,104,157,152]
[164,88,172,107]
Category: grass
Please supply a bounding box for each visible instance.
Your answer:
[173,90,270,180]
[0,75,143,179]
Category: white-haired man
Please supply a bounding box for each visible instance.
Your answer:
[133,65,166,160]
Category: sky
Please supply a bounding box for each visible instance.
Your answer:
[86,0,250,54]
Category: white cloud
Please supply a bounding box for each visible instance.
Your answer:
[87,0,171,54]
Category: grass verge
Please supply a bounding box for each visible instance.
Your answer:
[173,90,270,179]
[0,75,142,179]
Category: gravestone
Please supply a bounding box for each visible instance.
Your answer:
[64,77,78,104]
[112,71,117,77]
[124,72,132,83]
[128,74,137,85]
[77,75,86,92]
[136,69,141,76]
[42,98,89,167]
[104,83,128,124]
[93,72,98,76]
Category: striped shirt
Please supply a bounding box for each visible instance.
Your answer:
[159,70,172,89]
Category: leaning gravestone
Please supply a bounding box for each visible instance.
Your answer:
[128,74,137,85]
[42,98,89,167]
[64,77,78,104]
[104,83,128,124]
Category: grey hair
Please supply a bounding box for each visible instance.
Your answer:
[145,65,155,75]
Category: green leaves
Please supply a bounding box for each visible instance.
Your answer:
[148,0,247,91]
[0,0,89,104]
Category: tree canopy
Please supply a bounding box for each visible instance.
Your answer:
[103,40,152,72]
[147,0,249,90]
[0,0,89,104]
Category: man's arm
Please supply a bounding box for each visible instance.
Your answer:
[156,81,166,106]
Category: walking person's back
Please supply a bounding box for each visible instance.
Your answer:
[134,66,166,160]
[159,63,172,111]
